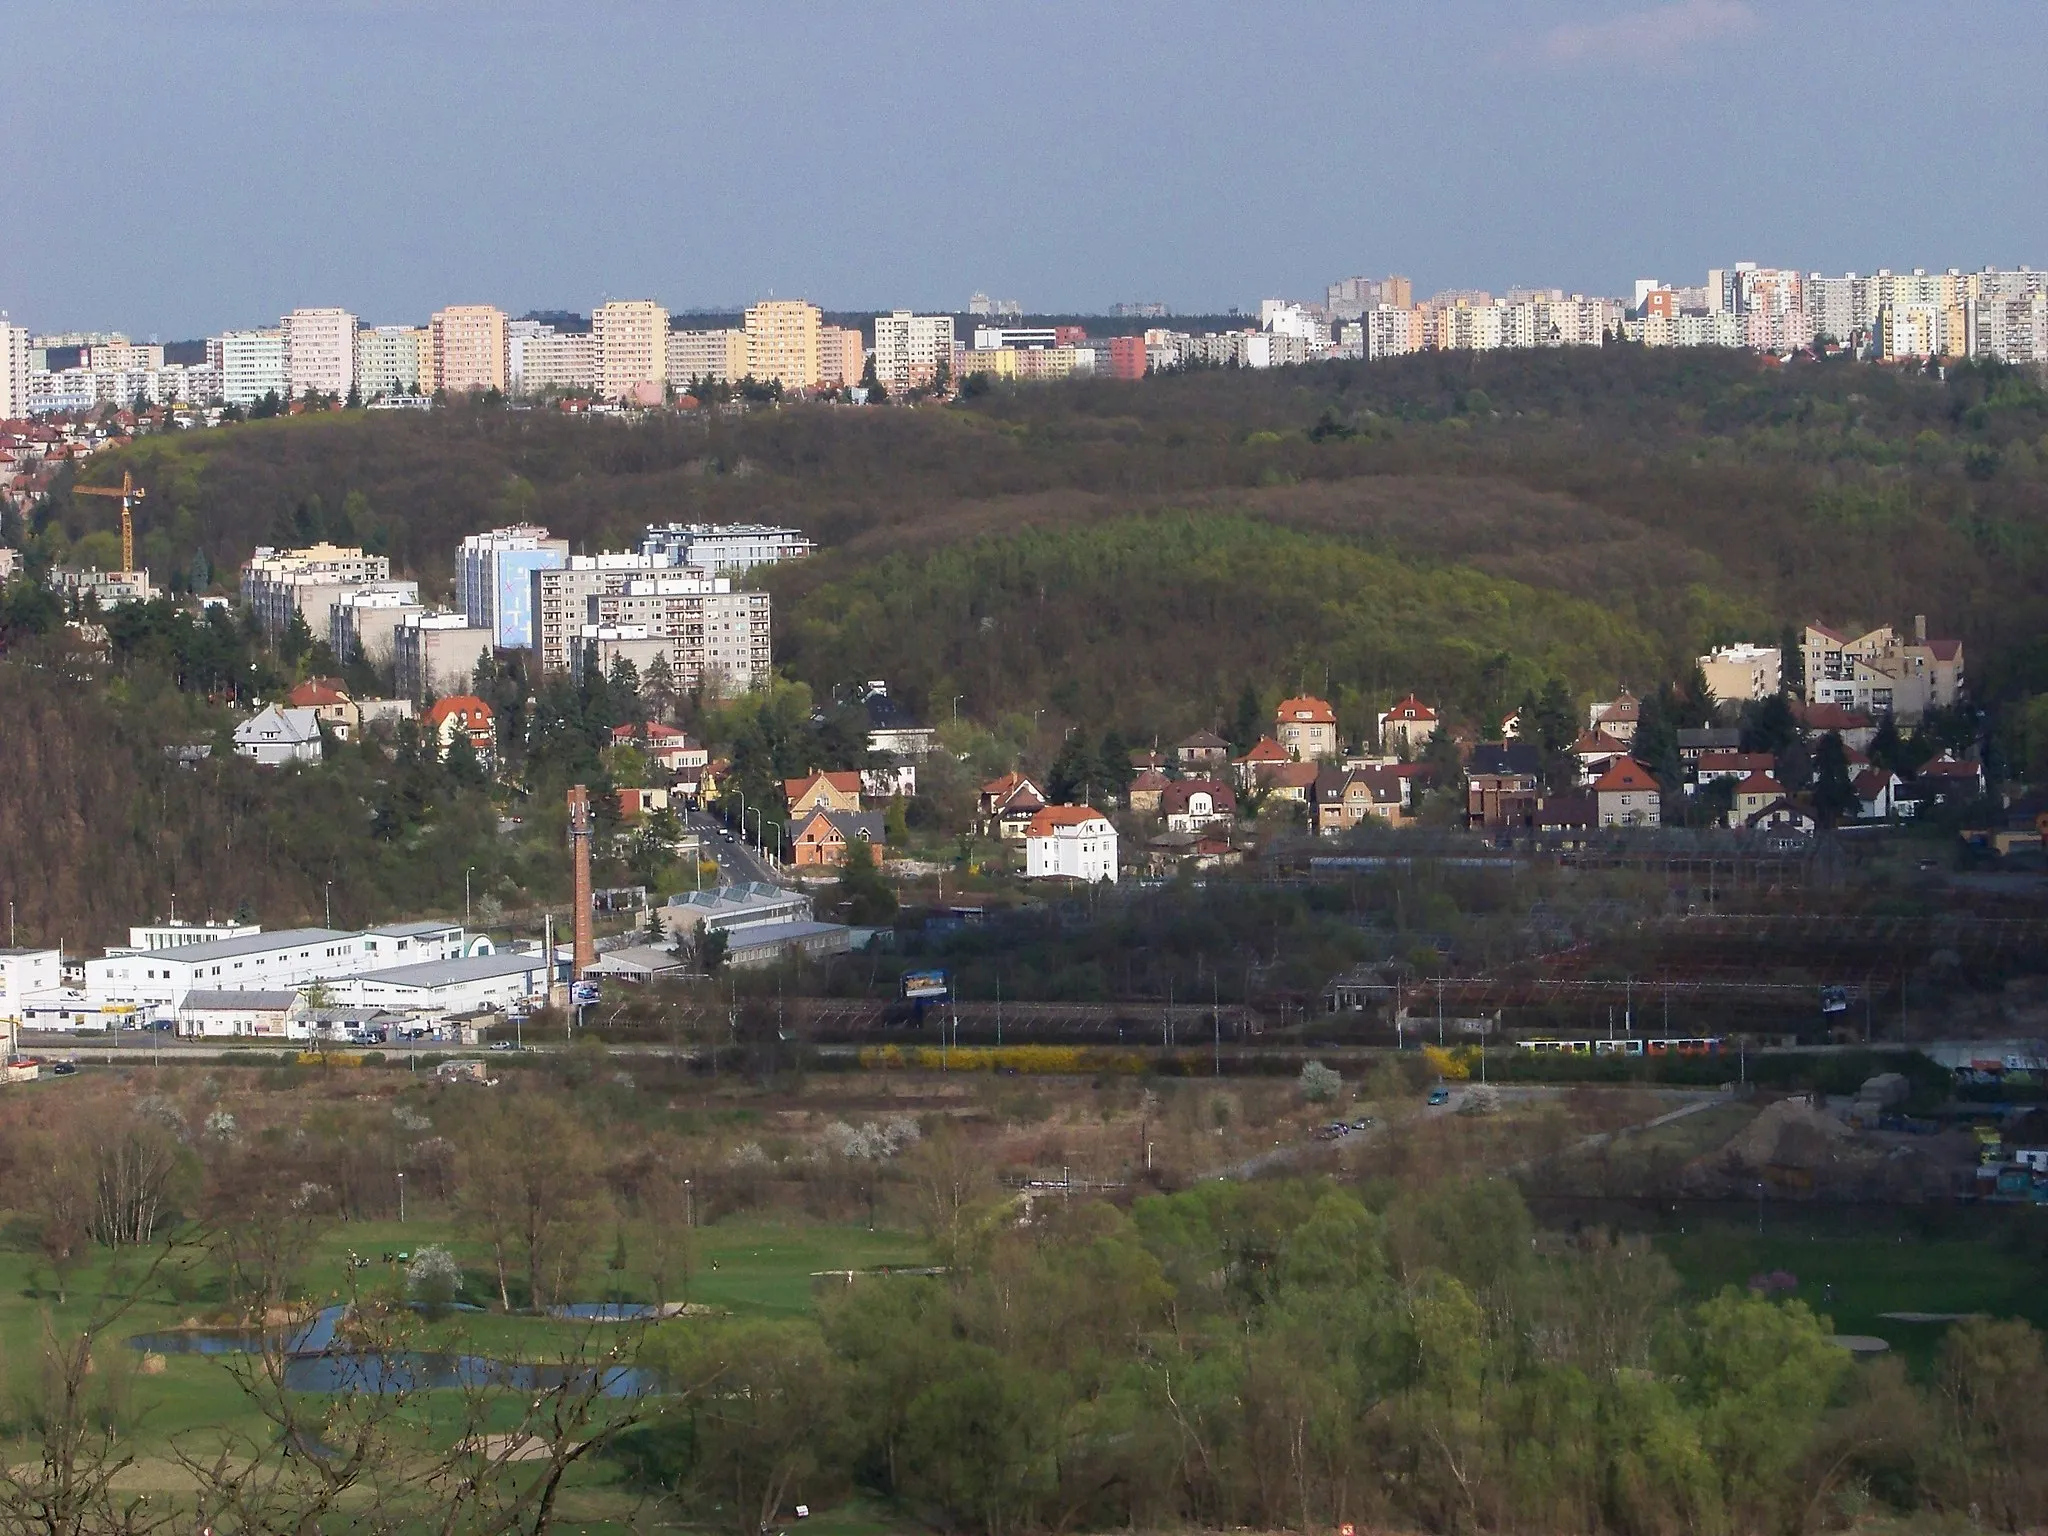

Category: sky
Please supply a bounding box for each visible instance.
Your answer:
[5,0,2047,338]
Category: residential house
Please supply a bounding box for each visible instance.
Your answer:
[1854,768,1902,820]
[1745,799,1817,841]
[1144,830,1241,875]
[1023,806,1119,883]
[423,695,496,764]
[1275,696,1340,760]
[233,704,324,766]
[1233,737,1292,791]
[1592,758,1661,827]
[978,772,1046,841]
[1917,755,1986,801]
[789,808,886,868]
[176,989,309,1040]
[1127,768,1171,814]
[1176,729,1230,768]
[784,770,864,817]
[861,760,918,799]
[287,679,359,741]
[1696,751,1777,786]
[1161,779,1236,833]
[1264,761,1320,805]
[1676,727,1743,762]
[1466,772,1542,831]
[1316,765,1404,833]
[1128,749,1169,776]
[1572,729,1632,783]
[611,721,708,774]
[1377,694,1438,756]
[1467,742,1541,778]
[1732,771,1788,824]
[1588,690,1641,743]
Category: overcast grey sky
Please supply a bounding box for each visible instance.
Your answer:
[5,0,2045,338]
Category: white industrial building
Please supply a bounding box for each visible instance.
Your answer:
[84,921,472,1012]
[334,950,551,1015]
[0,947,63,1023]
[176,990,309,1039]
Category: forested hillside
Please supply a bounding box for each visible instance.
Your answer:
[35,346,2048,729]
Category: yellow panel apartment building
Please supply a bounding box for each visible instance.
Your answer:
[429,305,508,395]
[744,299,822,391]
[593,300,668,401]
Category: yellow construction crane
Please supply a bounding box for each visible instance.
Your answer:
[74,470,147,573]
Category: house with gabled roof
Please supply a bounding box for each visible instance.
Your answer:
[1161,779,1236,833]
[1023,806,1118,883]
[1127,768,1172,815]
[423,695,496,765]
[1592,758,1661,827]
[233,704,324,767]
[978,772,1046,841]
[288,679,359,740]
[1377,694,1438,757]
[790,808,886,868]
[1175,729,1230,768]
[1732,771,1787,824]
[1572,728,1632,784]
[1232,737,1292,792]
[1588,689,1640,743]
[1275,696,1339,761]
[1316,765,1404,833]
[784,770,863,817]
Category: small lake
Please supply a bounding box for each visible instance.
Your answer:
[129,1304,653,1396]
[547,1303,664,1321]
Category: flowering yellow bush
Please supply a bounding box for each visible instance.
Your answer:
[856,1044,1148,1075]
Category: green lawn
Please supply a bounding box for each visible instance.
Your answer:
[1656,1224,2048,1375]
[0,1208,929,1490]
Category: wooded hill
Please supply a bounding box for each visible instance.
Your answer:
[36,346,2048,736]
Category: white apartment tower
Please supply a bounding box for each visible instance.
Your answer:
[283,308,357,400]
[355,326,427,400]
[215,330,289,406]
[872,311,956,392]
[0,316,32,419]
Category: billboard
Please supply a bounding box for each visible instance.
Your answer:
[901,969,949,1001]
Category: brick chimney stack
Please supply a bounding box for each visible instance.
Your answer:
[566,784,595,975]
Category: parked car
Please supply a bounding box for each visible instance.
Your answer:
[1428,1087,1451,1105]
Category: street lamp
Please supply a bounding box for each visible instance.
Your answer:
[397,1170,406,1225]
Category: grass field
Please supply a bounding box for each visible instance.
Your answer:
[0,1206,929,1515]
[1657,1221,2048,1375]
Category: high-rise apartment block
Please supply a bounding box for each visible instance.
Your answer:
[355,326,429,400]
[283,308,357,399]
[429,305,508,395]
[508,321,595,395]
[458,525,569,649]
[667,329,748,387]
[240,543,395,635]
[215,330,288,406]
[819,325,866,389]
[532,555,666,675]
[744,299,822,391]
[872,311,956,392]
[592,301,668,401]
[577,575,771,697]
[1326,275,1412,319]
[637,523,814,574]
[0,316,29,419]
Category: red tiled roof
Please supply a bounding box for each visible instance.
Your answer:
[1237,737,1290,763]
[1276,695,1337,724]
[1381,693,1437,722]
[1925,638,1962,661]
[1736,771,1786,796]
[1792,701,1872,731]
[1852,768,1893,797]
[1265,762,1320,790]
[1573,728,1632,756]
[424,694,492,727]
[1697,751,1775,775]
[784,770,862,801]
[288,680,350,708]
[1592,758,1660,793]
[1161,779,1236,814]
[1129,769,1171,792]
[1026,805,1109,836]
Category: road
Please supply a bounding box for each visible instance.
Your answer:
[687,811,781,886]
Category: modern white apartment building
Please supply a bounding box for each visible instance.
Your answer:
[458,525,569,648]
[1803,274,1874,345]
[1878,302,1947,360]
[393,611,493,700]
[872,311,955,392]
[667,328,748,386]
[508,323,595,394]
[215,329,288,406]
[578,575,772,697]
[593,301,668,400]
[428,304,508,394]
[637,522,814,574]
[744,299,822,391]
[0,947,63,1024]
[283,307,357,399]
[240,543,395,635]
[354,326,428,399]
[0,317,30,419]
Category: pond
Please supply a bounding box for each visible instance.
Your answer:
[547,1303,665,1321]
[129,1304,654,1396]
